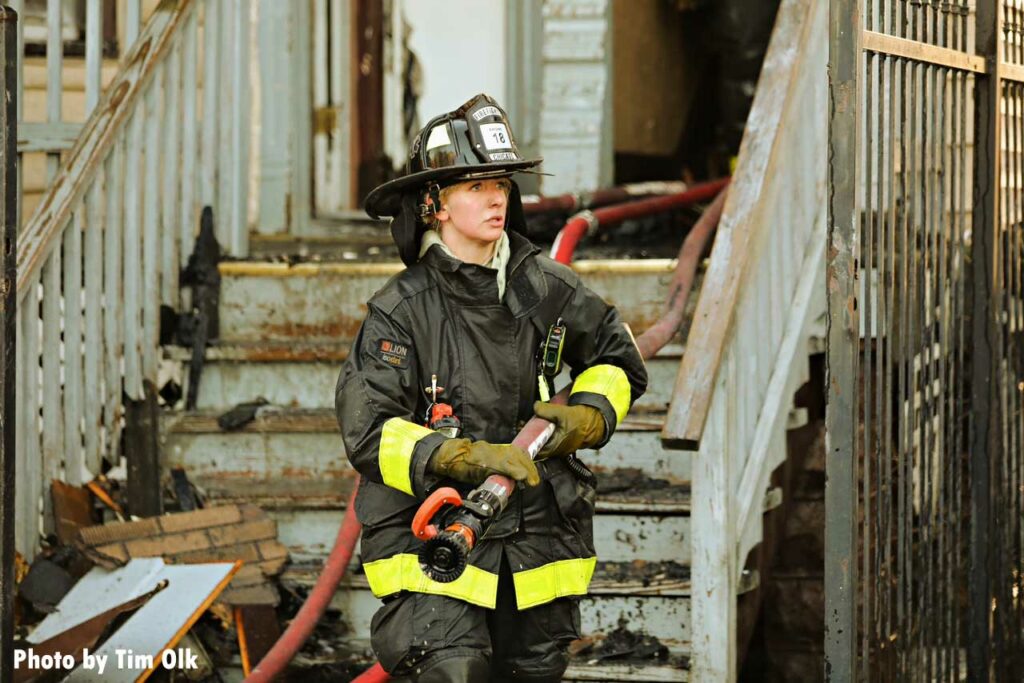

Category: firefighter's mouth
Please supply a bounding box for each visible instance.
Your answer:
[486,215,505,225]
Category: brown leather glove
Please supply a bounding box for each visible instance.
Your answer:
[533,401,607,459]
[427,438,540,487]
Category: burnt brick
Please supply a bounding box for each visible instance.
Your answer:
[124,529,212,557]
[78,518,162,546]
[157,505,243,534]
[176,543,262,564]
[208,519,277,547]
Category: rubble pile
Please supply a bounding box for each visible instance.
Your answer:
[75,504,288,608]
[13,480,298,682]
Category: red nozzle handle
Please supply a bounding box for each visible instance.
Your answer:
[411,486,463,541]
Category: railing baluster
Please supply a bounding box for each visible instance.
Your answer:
[84,176,104,474]
[18,284,41,559]
[85,0,102,114]
[163,40,182,307]
[123,110,143,400]
[200,0,220,210]
[217,0,235,248]
[46,0,62,181]
[228,0,250,256]
[103,142,125,461]
[313,0,329,215]
[142,73,163,381]
[41,248,63,501]
[181,10,199,259]
[63,211,84,485]
[736,297,752,457]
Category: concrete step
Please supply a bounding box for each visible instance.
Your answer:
[215,259,691,346]
[160,406,691,496]
[166,344,682,413]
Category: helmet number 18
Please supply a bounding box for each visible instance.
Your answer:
[480,123,513,151]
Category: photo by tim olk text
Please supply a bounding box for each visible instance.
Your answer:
[14,647,200,675]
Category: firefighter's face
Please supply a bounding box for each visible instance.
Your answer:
[436,178,511,244]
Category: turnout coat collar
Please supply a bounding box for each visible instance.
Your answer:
[418,230,547,320]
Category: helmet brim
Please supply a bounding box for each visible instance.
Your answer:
[363,158,542,219]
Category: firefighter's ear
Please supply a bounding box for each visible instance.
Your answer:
[434,205,450,222]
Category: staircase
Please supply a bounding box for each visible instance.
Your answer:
[11,0,827,680]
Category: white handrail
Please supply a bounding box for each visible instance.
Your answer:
[666,0,828,679]
[14,0,252,559]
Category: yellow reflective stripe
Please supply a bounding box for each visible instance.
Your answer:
[379,417,434,495]
[362,553,499,608]
[512,556,597,609]
[570,364,631,427]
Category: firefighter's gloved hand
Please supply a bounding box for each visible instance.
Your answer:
[428,438,540,487]
[533,401,607,459]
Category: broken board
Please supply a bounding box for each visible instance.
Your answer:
[28,557,238,682]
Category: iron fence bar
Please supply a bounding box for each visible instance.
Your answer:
[970,0,1001,679]
[862,45,875,680]
[954,63,969,683]
[1006,78,1024,677]
[0,6,16,680]
[826,1,860,680]
[882,49,899,683]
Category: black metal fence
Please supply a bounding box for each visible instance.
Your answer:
[827,1,1024,681]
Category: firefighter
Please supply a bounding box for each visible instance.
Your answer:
[335,93,647,682]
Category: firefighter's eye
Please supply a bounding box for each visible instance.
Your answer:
[497,180,511,192]
[470,183,482,191]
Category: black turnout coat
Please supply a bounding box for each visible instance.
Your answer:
[335,229,647,611]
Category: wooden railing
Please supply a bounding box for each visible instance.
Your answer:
[13,0,252,559]
[661,0,828,679]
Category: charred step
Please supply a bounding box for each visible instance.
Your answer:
[167,467,689,516]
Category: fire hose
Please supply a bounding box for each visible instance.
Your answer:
[244,182,729,682]
[549,177,729,264]
[521,180,691,215]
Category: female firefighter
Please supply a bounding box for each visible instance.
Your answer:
[335,93,647,682]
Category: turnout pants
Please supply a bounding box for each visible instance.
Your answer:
[371,552,581,682]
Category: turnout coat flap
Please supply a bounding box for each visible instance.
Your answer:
[335,231,647,609]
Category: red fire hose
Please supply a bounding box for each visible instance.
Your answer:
[244,486,363,682]
[244,182,729,683]
[521,180,690,215]
[549,178,730,264]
